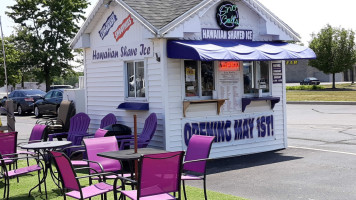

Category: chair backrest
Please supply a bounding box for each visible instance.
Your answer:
[66,113,91,146]
[138,113,157,147]
[29,124,47,141]
[100,113,117,129]
[83,136,122,173]
[183,135,214,174]
[94,128,108,138]
[50,151,81,191]
[0,132,18,157]
[138,151,184,198]
[57,100,76,132]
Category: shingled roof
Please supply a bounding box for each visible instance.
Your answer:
[121,0,203,29]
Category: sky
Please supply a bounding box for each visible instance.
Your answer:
[1,0,356,46]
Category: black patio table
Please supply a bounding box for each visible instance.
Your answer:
[97,147,168,161]
[21,141,72,198]
[98,147,168,186]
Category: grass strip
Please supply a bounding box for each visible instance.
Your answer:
[1,160,248,200]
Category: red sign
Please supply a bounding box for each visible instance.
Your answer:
[219,61,240,71]
[113,15,134,42]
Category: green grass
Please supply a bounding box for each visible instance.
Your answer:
[2,160,248,200]
[287,83,356,102]
[286,85,325,90]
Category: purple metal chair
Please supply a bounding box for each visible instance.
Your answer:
[70,128,109,167]
[18,124,47,165]
[100,113,117,129]
[0,132,18,170]
[48,112,91,156]
[118,113,157,150]
[49,151,121,200]
[0,153,45,199]
[182,135,215,200]
[83,136,132,185]
[118,151,185,200]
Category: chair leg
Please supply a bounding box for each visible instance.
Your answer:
[6,178,10,200]
[182,180,187,200]
[37,171,42,193]
[203,177,207,200]
[3,178,7,199]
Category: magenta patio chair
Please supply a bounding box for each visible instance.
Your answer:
[118,151,185,200]
[182,135,215,200]
[0,153,45,199]
[0,132,18,171]
[49,151,122,200]
[48,112,91,156]
[18,124,47,165]
[100,113,117,129]
[118,113,157,150]
[70,128,109,167]
[83,136,132,186]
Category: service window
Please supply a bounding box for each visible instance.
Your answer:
[243,61,270,95]
[126,61,145,98]
[184,60,214,99]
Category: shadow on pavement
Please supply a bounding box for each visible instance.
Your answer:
[207,149,302,174]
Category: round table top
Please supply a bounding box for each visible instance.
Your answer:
[21,141,72,150]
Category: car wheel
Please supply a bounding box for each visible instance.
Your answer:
[34,106,42,118]
[17,105,23,116]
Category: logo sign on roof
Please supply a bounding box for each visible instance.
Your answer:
[113,15,134,42]
[99,12,117,40]
[216,1,239,30]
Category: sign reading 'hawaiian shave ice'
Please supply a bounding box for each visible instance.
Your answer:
[99,12,117,40]
[113,15,134,42]
[202,28,253,40]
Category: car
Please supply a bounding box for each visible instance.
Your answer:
[1,89,46,115]
[300,77,321,85]
[33,89,64,118]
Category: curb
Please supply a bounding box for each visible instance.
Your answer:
[287,101,356,105]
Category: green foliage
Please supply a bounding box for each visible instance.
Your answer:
[309,24,356,88]
[286,85,325,90]
[6,0,89,91]
[0,37,22,87]
[53,71,83,86]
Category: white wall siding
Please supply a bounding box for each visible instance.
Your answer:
[165,58,286,158]
[83,5,165,148]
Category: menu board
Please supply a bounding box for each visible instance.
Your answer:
[218,71,240,112]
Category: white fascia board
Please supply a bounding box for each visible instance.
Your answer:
[70,0,105,49]
[72,34,90,49]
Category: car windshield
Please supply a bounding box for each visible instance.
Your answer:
[308,77,318,80]
[23,90,46,95]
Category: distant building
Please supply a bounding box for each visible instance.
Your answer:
[285,59,355,83]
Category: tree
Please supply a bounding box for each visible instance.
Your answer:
[7,0,89,91]
[309,24,356,89]
[0,36,22,88]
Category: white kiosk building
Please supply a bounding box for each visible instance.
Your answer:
[71,0,315,158]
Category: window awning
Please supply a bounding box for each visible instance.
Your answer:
[167,40,316,61]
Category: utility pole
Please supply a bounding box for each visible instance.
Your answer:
[0,16,8,96]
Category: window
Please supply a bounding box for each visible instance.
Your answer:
[184,60,214,98]
[44,91,53,99]
[126,61,145,98]
[243,61,270,94]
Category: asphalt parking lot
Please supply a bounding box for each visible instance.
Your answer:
[1,104,356,200]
